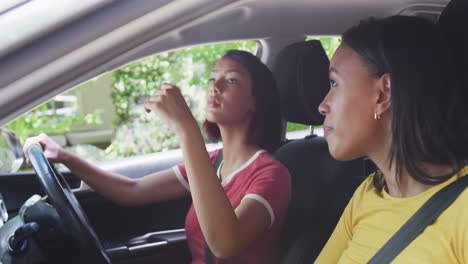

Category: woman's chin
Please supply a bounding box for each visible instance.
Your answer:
[328,142,348,161]
[206,114,217,123]
[329,146,361,161]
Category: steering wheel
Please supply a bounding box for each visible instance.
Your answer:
[27,144,110,264]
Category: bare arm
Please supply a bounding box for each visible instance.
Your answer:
[145,85,272,258]
[179,124,271,258]
[24,134,189,206]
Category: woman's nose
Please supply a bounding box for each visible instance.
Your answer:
[318,100,328,116]
[209,81,221,95]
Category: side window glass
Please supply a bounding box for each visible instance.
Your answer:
[6,41,257,168]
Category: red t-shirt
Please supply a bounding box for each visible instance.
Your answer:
[173,149,291,264]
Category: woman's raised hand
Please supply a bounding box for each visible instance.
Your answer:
[144,83,197,133]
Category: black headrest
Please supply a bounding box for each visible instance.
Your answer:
[438,0,468,90]
[273,40,330,126]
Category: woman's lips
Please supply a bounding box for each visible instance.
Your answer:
[323,126,333,137]
[208,98,220,108]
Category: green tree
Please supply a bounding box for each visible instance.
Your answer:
[5,102,102,143]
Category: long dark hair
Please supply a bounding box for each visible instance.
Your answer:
[203,50,282,153]
[342,16,468,189]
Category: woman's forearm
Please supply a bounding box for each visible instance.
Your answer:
[177,123,242,257]
[61,150,138,206]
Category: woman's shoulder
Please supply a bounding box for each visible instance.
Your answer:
[344,172,381,208]
[445,168,468,215]
[442,179,468,256]
[355,172,379,195]
[447,181,468,216]
[238,150,291,183]
[255,150,289,172]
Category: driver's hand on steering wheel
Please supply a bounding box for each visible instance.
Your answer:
[23,133,65,164]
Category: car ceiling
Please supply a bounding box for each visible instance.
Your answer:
[0,0,449,126]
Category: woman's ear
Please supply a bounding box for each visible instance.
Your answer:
[376,73,391,114]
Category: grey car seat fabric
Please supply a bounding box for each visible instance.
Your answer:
[273,40,371,263]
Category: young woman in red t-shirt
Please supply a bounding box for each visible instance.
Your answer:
[24,50,291,264]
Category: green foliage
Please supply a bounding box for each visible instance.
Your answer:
[287,122,309,132]
[318,37,341,59]
[105,121,178,157]
[107,41,257,157]
[66,144,113,163]
[306,36,341,59]
[5,103,102,144]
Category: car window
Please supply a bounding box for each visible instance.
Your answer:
[6,40,258,169]
[285,36,341,139]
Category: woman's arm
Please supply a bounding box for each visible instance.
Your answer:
[145,84,272,258]
[314,199,353,263]
[179,124,271,258]
[24,134,189,206]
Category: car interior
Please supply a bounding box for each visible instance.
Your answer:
[0,0,465,263]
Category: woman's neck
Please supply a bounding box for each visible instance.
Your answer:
[370,148,455,198]
[218,124,260,169]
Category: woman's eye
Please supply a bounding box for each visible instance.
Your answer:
[208,78,215,85]
[228,78,238,84]
[330,79,337,88]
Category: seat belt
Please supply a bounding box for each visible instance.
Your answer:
[204,149,223,264]
[368,175,468,264]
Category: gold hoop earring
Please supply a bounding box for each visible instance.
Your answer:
[374,112,381,120]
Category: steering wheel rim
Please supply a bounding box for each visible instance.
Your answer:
[27,144,110,264]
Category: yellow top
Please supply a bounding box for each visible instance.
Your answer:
[316,166,468,264]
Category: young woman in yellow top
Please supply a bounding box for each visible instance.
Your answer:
[316,16,468,263]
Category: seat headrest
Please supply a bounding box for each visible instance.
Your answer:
[273,40,330,126]
[438,0,468,90]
